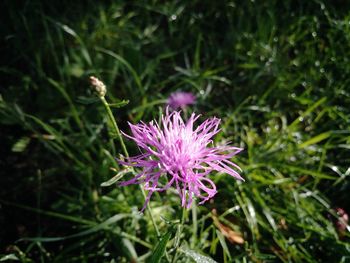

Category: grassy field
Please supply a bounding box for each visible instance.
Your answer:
[1,0,349,262]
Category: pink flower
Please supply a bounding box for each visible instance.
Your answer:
[119,109,243,211]
[167,91,196,109]
[335,208,349,233]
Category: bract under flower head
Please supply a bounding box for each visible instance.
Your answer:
[119,109,243,211]
[167,91,196,109]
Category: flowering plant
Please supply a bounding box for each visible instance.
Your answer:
[120,109,243,211]
[167,91,196,109]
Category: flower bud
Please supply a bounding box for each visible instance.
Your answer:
[89,76,106,97]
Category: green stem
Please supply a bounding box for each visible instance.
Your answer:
[171,207,186,263]
[140,187,160,238]
[99,96,161,239]
[191,202,197,249]
[100,97,129,158]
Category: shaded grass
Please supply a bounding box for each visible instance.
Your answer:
[1,0,349,262]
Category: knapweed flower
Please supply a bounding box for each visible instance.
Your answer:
[167,91,196,109]
[119,109,243,211]
[335,208,349,234]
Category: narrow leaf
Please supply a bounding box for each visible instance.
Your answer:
[101,168,133,187]
[121,238,138,261]
[298,132,331,149]
[109,100,129,108]
[147,229,173,263]
[181,248,217,263]
[11,136,30,152]
[21,214,129,242]
[0,254,19,261]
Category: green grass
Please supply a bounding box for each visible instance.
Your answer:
[1,0,349,262]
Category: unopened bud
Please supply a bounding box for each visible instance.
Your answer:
[90,76,106,97]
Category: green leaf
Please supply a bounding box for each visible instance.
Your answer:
[131,99,167,113]
[147,229,174,263]
[216,230,232,260]
[101,168,133,187]
[11,136,30,152]
[21,214,129,242]
[180,248,217,263]
[277,164,336,179]
[289,97,327,128]
[298,132,332,149]
[0,254,19,261]
[109,100,129,108]
[121,238,138,261]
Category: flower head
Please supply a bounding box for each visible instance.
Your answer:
[167,91,196,109]
[119,109,243,211]
[335,208,349,233]
[89,76,106,97]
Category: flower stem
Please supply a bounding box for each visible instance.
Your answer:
[171,207,186,263]
[99,96,160,239]
[140,187,161,238]
[191,202,197,249]
[100,97,129,158]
